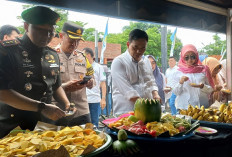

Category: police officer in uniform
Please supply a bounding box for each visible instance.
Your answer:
[54,22,95,126]
[0,6,74,138]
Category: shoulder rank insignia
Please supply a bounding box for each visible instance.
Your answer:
[0,39,20,47]
[85,58,94,76]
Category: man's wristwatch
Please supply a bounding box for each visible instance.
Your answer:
[37,102,46,113]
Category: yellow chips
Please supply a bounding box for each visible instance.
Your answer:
[0,126,105,157]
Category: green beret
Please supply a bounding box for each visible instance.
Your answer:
[21,6,60,25]
[62,22,84,40]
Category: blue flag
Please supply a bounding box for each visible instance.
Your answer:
[100,19,109,64]
[170,27,177,57]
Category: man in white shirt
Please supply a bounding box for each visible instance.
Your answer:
[84,47,106,127]
[111,29,161,116]
[165,56,178,115]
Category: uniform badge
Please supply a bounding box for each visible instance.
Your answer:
[79,74,84,79]
[24,71,33,77]
[76,29,82,35]
[76,59,83,63]
[23,58,31,63]
[22,51,29,57]
[47,55,55,63]
[48,60,55,63]
[25,83,32,91]
[45,55,50,60]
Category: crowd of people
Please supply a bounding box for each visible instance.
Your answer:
[0,5,229,137]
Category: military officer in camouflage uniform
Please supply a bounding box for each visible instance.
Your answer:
[0,6,74,138]
[54,22,95,126]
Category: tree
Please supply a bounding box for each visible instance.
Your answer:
[200,34,226,56]
[13,5,183,65]
[54,8,69,33]
[15,5,99,40]
[107,22,182,66]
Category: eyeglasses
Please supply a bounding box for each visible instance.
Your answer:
[184,55,196,61]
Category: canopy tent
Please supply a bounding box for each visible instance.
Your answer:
[11,0,232,33]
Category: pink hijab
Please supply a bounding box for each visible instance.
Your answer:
[178,44,215,87]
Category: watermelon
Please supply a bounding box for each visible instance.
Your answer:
[134,98,161,123]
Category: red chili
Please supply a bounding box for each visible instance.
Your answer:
[149,130,156,137]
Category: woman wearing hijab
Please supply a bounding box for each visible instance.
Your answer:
[202,57,226,103]
[219,59,227,88]
[147,55,167,110]
[173,44,214,110]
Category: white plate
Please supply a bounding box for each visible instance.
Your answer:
[189,83,200,86]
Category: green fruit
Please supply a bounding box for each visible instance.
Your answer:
[125,139,140,154]
[111,130,140,156]
[134,98,161,123]
[128,115,139,122]
[117,129,128,141]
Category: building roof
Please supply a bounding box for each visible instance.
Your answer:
[48,37,121,60]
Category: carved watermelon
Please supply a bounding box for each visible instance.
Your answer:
[134,98,161,123]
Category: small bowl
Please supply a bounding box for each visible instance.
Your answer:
[195,126,217,135]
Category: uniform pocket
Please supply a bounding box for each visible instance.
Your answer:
[74,65,86,74]
[60,65,65,73]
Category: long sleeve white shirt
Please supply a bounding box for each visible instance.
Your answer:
[111,50,158,116]
[172,70,213,110]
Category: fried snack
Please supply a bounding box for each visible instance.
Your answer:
[189,83,197,86]
[0,126,105,157]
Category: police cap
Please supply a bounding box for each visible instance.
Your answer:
[62,22,84,40]
[21,6,60,25]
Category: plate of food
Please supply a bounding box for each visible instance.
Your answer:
[106,128,195,142]
[102,113,199,142]
[2,125,112,157]
[221,89,231,94]
[189,83,201,87]
[195,126,217,135]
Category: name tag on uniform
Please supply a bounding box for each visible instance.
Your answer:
[23,63,35,68]
[75,63,85,66]
[50,63,59,68]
